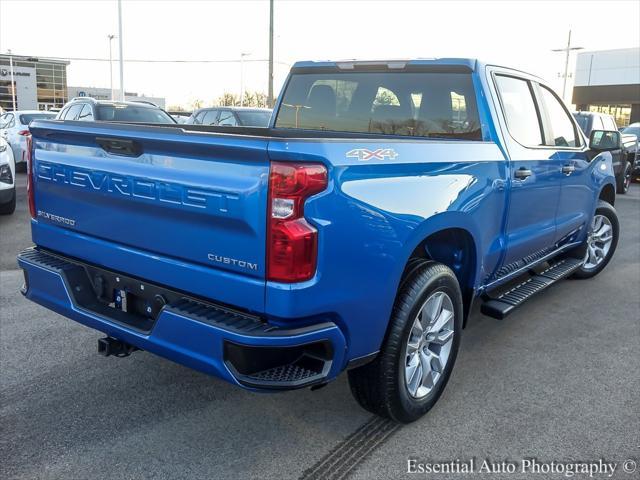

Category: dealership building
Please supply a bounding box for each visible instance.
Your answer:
[0,54,69,112]
[572,47,640,127]
[0,53,165,112]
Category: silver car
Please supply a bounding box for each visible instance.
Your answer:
[0,136,16,215]
[0,110,57,165]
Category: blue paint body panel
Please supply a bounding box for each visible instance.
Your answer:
[21,58,616,389]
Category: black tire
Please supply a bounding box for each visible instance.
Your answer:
[348,261,463,423]
[571,200,619,279]
[617,160,631,194]
[0,186,16,215]
[14,162,27,173]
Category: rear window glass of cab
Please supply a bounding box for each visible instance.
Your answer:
[275,71,481,140]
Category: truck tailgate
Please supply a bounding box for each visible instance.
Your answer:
[29,121,269,312]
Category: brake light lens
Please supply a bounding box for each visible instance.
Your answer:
[267,162,327,282]
[18,130,30,136]
[26,135,36,218]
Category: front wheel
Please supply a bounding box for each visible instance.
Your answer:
[617,161,631,194]
[571,200,619,279]
[348,261,463,423]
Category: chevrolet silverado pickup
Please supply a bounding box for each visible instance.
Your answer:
[18,59,621,423]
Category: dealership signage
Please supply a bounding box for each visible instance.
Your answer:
[0,68,31,77]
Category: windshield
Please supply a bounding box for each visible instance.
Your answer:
[96,104,175,123]
[20,113,56,125]
[236,110,272,127]
[275,71,481,139]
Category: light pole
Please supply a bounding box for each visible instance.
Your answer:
[7,49,16,111]
[117,0,125,101]
[240,52,251,107]
[267,0,274,107]
[551,29,583,101]
[108,34,116,100]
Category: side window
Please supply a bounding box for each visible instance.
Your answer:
[201,110,219,125]
[495,75,543,147]
[538,86,579,147]
[63,104,83,120]
[6,113,15,128]
[78,104,94,121]
[218,111,238,126]
[0,113,7,128]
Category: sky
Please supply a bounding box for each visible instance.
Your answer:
[1,0,639,109]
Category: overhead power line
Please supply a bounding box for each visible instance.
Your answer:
[9,54,291,66]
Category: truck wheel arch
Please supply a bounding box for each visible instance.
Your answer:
[599,183,615,206]
[399,225,478,326]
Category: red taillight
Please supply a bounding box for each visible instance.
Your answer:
[26,135,36,218]
[267,162,327,282]
[18,130,30,136]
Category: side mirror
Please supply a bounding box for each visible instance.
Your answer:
[589,130,621,151]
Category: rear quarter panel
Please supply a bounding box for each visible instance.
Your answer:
[266,139,508,361]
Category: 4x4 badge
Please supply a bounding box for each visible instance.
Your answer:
[346,148,398,161]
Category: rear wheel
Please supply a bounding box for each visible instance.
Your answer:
[348,261,463,423]
[571,200,619,279]
[0,186,16,215]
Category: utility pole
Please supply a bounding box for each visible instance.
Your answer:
[267,0,274,107]
[108,34,116,100]
[551,29,583,101]
[117,0,125,101]
[7,49,16,111]
[240,52,250,107]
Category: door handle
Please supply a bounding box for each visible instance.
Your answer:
[514,167,532,180]
[95,137,142,157]
[562,165,575,175]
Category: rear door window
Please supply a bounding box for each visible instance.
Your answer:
[275,70,481,139]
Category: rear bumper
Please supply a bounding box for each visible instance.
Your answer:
[17,248,347,390]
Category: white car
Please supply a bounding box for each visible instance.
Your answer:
[0,137,16,215]
[0,110,56,166]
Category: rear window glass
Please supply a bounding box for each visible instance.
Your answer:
[275,71,481,140]
[20,113,56,125]
[96,105,175,123]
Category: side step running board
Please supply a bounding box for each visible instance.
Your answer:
[481,258,583,320]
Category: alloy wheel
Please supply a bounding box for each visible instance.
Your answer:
[404,291,455,399]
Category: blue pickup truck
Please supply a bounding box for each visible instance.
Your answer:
[18,59,620,423]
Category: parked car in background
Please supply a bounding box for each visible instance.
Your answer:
[187,107,272,127]
[573,111,637,193]
[56,98,177,124]
[0,110,56,166]
[0,137,16,215]
[620,123,640,178]
[168,111,192,124]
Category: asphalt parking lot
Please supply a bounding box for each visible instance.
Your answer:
[1,173,639,480]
